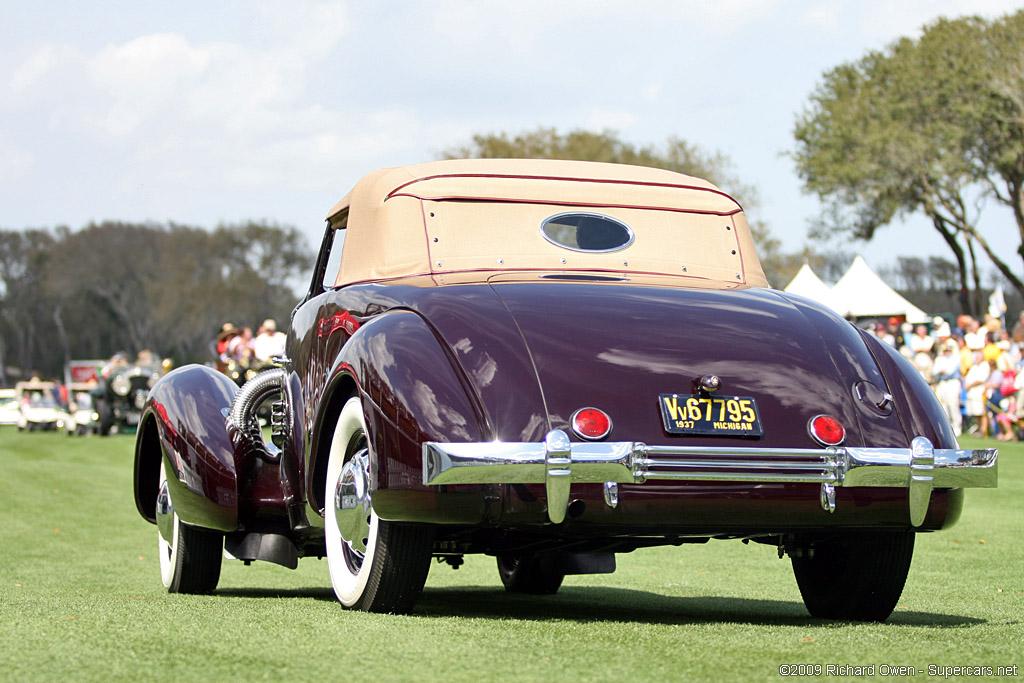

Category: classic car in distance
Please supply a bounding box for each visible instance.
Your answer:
[16,381,62,431]
[134,159,997,621]
[94,353,165,435]
[64,383,97,436]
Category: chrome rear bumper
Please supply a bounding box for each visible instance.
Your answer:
[422,430,997,525]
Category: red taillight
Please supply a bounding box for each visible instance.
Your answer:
[571,407,612,440]
[809,414,845,446]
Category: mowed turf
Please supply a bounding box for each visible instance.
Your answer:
[0,429,1020,681]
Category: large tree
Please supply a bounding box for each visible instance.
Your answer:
[442,128,796,285]
[792,12,1024,315]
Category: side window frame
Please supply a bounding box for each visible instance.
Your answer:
[305,209,348,301]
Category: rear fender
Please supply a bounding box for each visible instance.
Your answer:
[133,365,242,531]
[865,332,958,448]
[306,310,486,518]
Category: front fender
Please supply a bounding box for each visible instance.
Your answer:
[308,310,490,522]
[133,365,241,532]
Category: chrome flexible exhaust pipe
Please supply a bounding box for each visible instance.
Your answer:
[228,368,286,458]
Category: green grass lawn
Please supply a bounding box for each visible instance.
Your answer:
[0,429,1020,681]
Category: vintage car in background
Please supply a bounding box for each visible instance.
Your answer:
[94,353,165,435]
[134,159,997,621]
[64,383,97,436]
[16,380,62,431]
[0,388,17,425]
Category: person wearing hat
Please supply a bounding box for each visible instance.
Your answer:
[217,323,240,365]
[253,318,287,363]
[886,316,906,348]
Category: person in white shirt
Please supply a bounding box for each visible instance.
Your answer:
[909,324,935,356]
[931,340,963,436]
[253,318,287,363]
[963,318,986,352]
[963,352,992,436]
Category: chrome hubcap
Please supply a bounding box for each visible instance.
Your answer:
[334,447,371,556]
[156,478,174,543]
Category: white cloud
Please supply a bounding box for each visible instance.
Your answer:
[90,33,210,94]
[8,43,83,93]
[2,3,369,200]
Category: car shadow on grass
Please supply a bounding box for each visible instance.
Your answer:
[208,584,985,627]
[414,586,987,627]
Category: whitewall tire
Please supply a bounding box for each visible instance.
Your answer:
[156,459,223,593]
[325,397,433,613]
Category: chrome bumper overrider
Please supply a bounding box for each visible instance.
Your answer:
[422,430,997,525]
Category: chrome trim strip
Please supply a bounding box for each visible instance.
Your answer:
[422,429,997,525]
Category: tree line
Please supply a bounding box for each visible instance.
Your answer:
[0,221,314,383]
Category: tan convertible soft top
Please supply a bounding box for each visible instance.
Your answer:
[328,159,767,288]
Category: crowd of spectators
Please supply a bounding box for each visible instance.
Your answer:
[216,319,287,368]
[870,312,1024,440]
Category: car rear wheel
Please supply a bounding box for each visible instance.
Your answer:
[790,531,914,621]
[156,460,223,593]
[325,397,433,613]
[496,552,566,594]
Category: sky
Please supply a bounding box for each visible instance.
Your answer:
[2,0,1022,284]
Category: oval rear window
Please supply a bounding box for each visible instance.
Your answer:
[540,212,634,253]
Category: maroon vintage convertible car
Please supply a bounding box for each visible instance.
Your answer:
[134,159,997,620]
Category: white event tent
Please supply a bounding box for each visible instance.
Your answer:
[782,256,929,323]
[782,263,846,314]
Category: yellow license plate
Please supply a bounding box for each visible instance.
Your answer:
[659,394,763,437]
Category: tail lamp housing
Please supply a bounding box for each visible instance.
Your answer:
[808,414,846,447]
[571,407,612,441]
